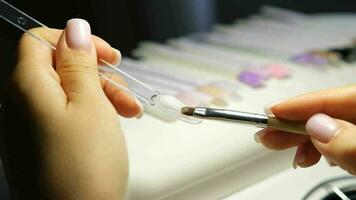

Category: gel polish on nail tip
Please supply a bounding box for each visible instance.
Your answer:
[306,113,339,143]
[66,18,92,50]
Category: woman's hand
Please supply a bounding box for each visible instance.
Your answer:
[1,19,142,199]
[256,85,356,175]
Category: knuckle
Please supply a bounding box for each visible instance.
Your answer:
[58,52,97,75]
[58,61,97,77]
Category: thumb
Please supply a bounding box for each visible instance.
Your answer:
[56,19,102,102]
[307,113,356,174]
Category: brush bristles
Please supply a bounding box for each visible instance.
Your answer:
[181,107,195,116]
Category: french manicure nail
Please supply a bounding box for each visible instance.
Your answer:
[306,113,339,143]
[66,18,92,50]
[254,129,267,143]
[264,98,288,115]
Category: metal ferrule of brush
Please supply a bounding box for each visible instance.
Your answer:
[193,107,269,128]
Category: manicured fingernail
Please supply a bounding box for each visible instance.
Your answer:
[113,49,122,66]
[306,113,339,143]
[134,98,144,119]
[264,98,287,115]
[254,129,267,143]
[66,18,92,50]
[293,145,306,169]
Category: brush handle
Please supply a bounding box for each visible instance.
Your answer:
[194,107,269,127]
[268,117,307,135]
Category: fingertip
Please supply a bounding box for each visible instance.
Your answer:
[293,144,306,169]
[264,106,273,116]
[113,96,143,118]
[264,98,288,115]
[97,48,121,66]
[256,129,309,150]
[93,36,121,66]
[113,49,122,66]
[254,129,268,143]
[101,73,144,118]
[294,142,321,168]
[133,98,144,119]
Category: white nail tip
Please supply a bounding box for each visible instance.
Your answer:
[156,95,202,124]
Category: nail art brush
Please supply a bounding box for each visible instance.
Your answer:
[181,107,307,135]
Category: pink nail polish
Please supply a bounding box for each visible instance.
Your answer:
[66,18,92,50]
[306,113,339,143]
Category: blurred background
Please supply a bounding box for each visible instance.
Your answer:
[1,0,356,198]
[1,0,356,90]
[2,0,356,56]
[1,0,356,88]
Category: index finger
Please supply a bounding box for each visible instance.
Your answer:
[268,85,356,123]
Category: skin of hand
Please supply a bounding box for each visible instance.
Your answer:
[0,19,143,199]
[255,85,356,175]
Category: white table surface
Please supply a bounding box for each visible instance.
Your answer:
[120,61,356,200]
